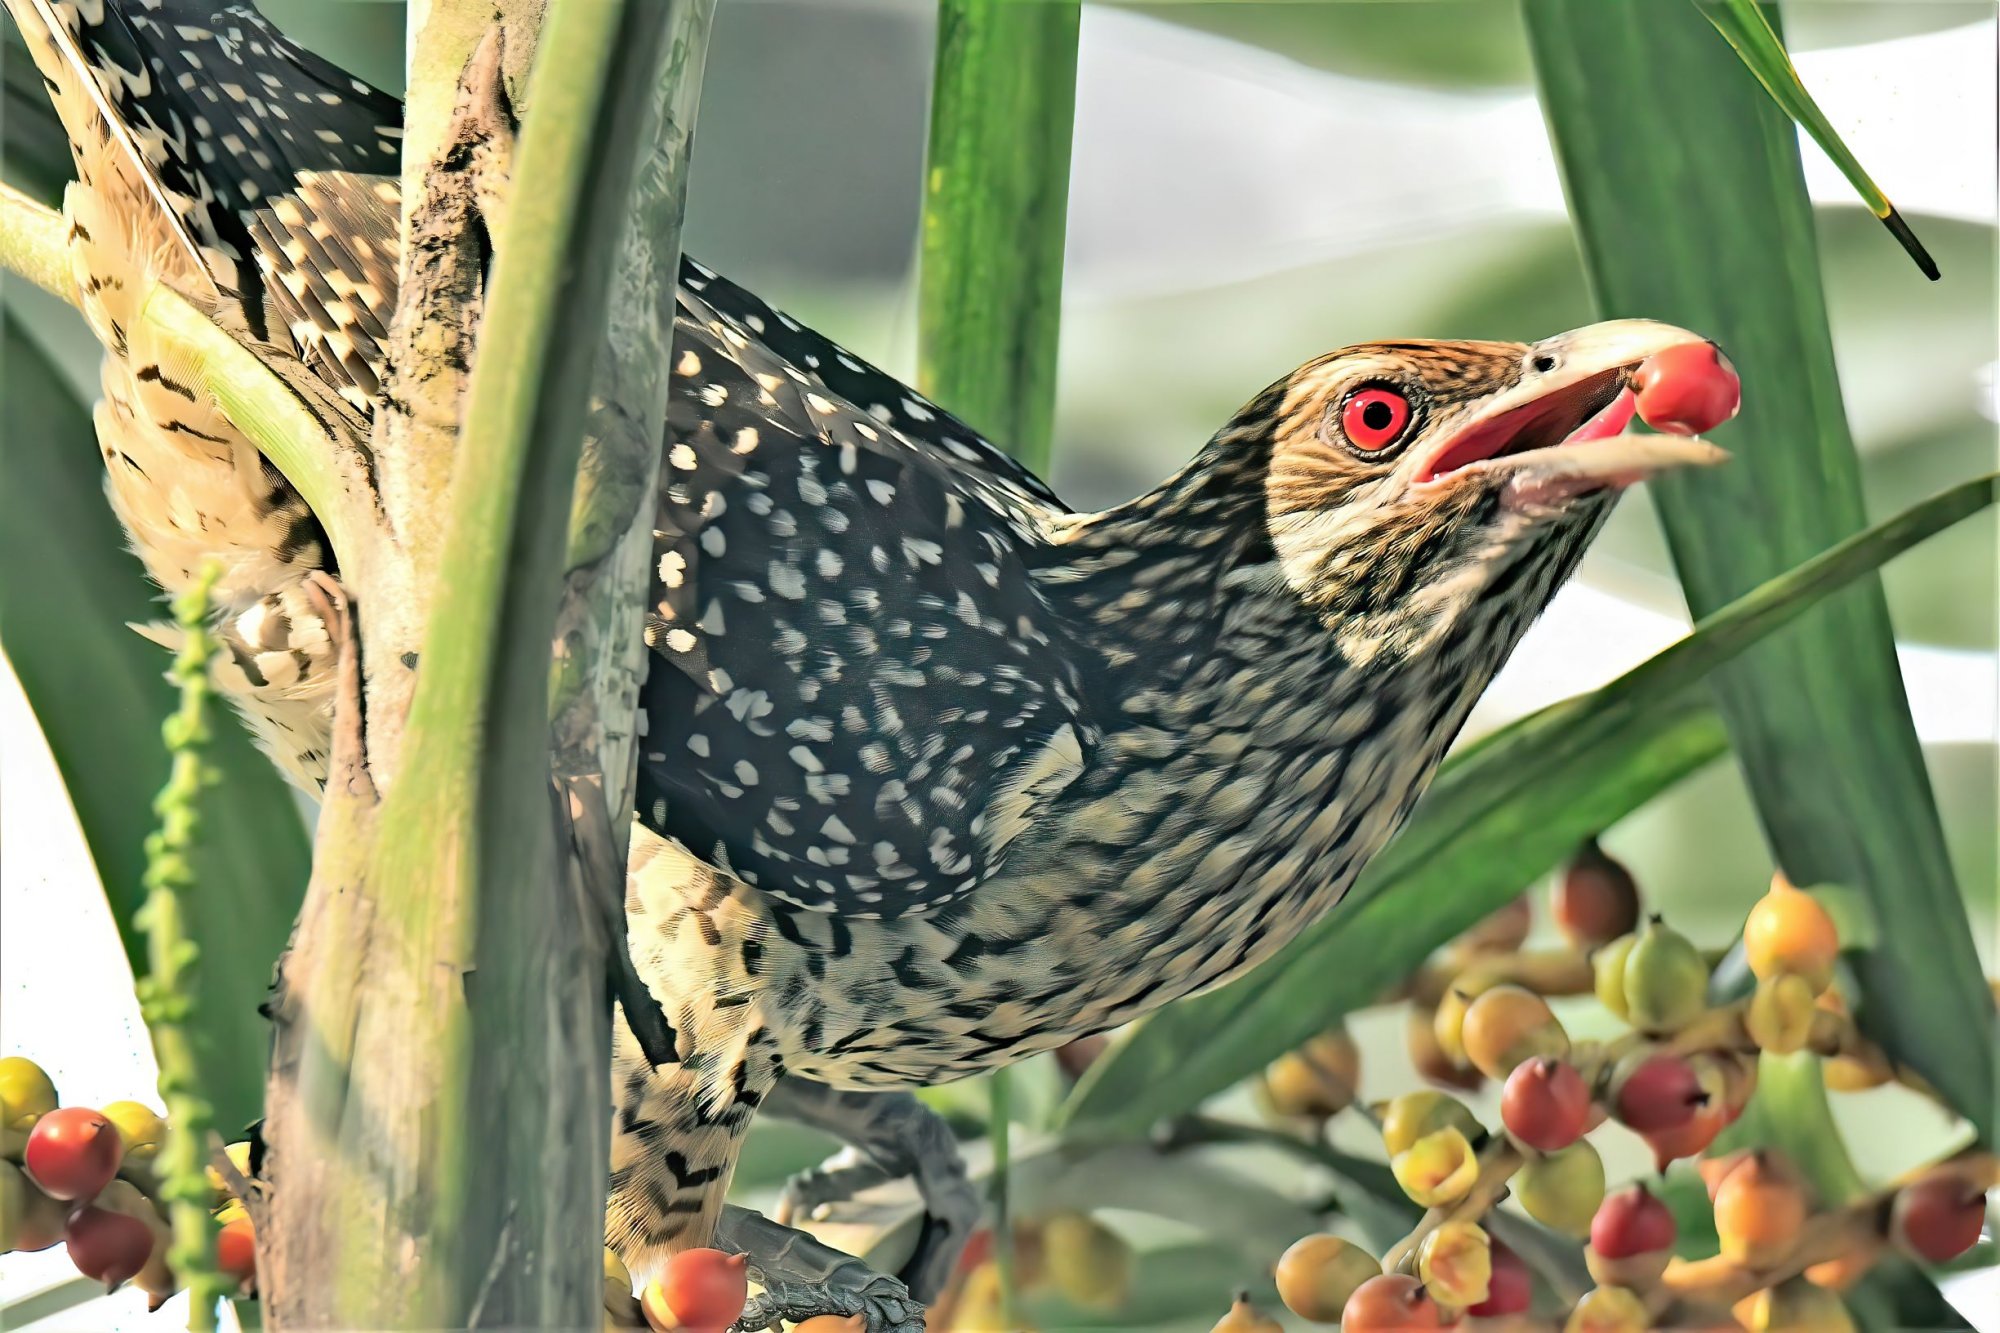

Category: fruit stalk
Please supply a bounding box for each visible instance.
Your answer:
[1654,1150,1998,1313]
[133,561,226,1331]
[1383,1139,1524,1272]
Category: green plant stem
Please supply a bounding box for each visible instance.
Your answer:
[133,561,226,1331]
[918,0,1080,470]
[0,179,69,298]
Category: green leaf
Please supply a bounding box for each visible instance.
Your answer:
[1059,475,1996,1135]
[917,0,1080,471]
[1694,0,1936,278]
[1525,0,1996,1146]
[0,313,311,1131]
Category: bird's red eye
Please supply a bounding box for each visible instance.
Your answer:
[1341,388,1412,452]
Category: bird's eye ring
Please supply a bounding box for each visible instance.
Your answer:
[1339,386,1413,454]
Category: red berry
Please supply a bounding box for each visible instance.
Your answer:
[1891,1174,1986,1264]
[1501,1057,1591,1152]
[217,1216,258,1287]
[658,1248,749,1329]
[63,1204,157,1289]
[1553,840,1640,948]
[24,1107,123,1202]
[1339,1273,1444,1331]
[1469,1240,1532,1317]
[1633,341,1740,436]
[1613,1054,1706,1134]
[1590,1184,1677,1260]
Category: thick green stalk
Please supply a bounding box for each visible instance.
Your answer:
[917,0,1080,470]
[1524,0,1994,1144]
[258,2,711,1325]
[134,563,226,1332]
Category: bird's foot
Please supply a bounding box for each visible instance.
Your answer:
[766,1087,979,1303]
[718,1203,925,1333]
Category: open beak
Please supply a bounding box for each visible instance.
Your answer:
[1414,319,1734,510]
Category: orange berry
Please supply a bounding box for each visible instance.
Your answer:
[644,1249,747,1331]
[217,1216,257,1289]
[1341,1273,1444,1331]
[1459,985,1568,1080]
[1274,1232,1380,1322]
[1258,1028,1361,1121]
[1713,1151,1808,1267]
[1744,875,1839,991]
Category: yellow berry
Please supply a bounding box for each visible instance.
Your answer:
[1391,1127,1479,1208]
[1041,1211,1132,1311]
[1380,1090,1481,1157]
[1416,1219,1492,1310]
[1593,934,1638,1021]
[1747,973,1817,1056]
[100,1101,167,1164]
[1565,1285,1649,1333]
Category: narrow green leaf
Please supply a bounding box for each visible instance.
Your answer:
[1695,0,1937,278]
[917,0,1080,471]
[1060,476,1996,1134]
[918,2,1081,1310]
[0,314,310,1131]
[1526,0,1995,1145]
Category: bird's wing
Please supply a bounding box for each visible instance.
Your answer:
[676,260,1069,512]
[637,284,1094,920]
[3,0,401,303]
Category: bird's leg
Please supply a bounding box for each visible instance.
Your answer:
[716,1203,926,1333]
[762,1079,979,1304]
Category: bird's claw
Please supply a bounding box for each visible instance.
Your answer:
[733,1274,924,1333]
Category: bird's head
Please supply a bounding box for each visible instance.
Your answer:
[1239,319,1734,664]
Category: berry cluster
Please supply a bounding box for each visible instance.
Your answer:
[2,1058,212,1302]
[1220,847,1996,1332]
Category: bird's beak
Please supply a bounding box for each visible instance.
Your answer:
[1413,319,1734,512]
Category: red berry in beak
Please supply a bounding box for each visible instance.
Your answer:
[1633,342,1740,436]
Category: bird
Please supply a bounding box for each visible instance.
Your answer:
[5,2,1734,1329]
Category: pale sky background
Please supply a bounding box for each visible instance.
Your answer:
[2,6,1994,1327]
